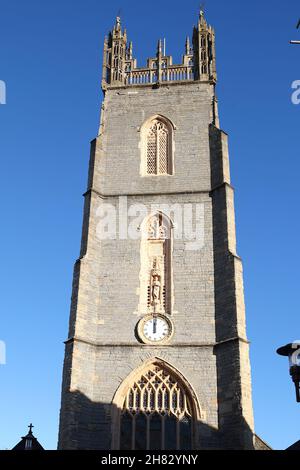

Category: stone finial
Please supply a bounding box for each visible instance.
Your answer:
[199,6,207,27]
[199,3,205,16]
[157,39,162,55]
[113,15,123,37]
[185,36,190,54]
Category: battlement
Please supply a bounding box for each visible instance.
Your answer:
[102,11,217,90]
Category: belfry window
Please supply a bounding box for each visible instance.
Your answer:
[144,118,173,175]
[119,363,193,450]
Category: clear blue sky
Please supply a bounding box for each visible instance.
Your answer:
[1,0,299,450]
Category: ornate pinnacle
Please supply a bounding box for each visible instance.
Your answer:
[114,15,121,32]
[185,36,190,54]
[157,39,162,55]
[199,4,207,26]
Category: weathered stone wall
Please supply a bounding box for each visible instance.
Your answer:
[93,82,215,195]
[58,82,255,450]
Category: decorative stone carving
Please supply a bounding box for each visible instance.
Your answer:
[151,261,162,307]
[147,214,169,239]
[139,214,172,315]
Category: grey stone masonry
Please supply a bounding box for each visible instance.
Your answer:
[58,13,255,450]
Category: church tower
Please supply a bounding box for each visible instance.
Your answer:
[58,11,255,450]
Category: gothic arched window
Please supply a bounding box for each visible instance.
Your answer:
[141,117,174,176]
[119,362,194,450]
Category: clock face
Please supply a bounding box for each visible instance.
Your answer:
[137,315,173,344]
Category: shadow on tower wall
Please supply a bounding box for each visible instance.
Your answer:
[58,390,256,450]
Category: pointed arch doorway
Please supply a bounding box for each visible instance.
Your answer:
[111,359,201,450]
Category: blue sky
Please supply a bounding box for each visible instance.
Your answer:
[1,0,300,450]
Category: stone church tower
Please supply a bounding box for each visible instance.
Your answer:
[58,11,255,450]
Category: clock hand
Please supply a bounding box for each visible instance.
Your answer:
[153,318,157,334]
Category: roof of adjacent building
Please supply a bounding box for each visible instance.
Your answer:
[254,434,272,450]
[286,440,300,451]
[12,424,44,451]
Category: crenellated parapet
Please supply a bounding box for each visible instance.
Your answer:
[102,11,217,91]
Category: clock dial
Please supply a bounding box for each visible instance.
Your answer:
[137,314,173,344]
[143,317,169,342]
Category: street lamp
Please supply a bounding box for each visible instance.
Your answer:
[277,342,300,402]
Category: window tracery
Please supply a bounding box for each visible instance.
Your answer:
[143,118,173,176]
[119,363,193,450]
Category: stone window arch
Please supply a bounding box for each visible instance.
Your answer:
[112,359,201,450]
[138,212,173,316]
[140,115,175,176]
